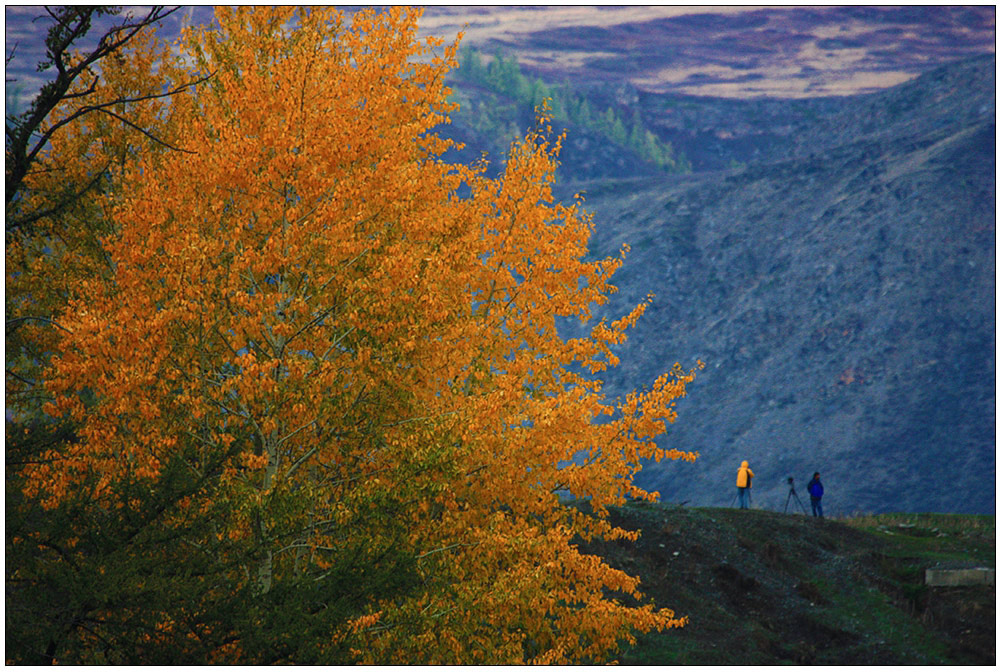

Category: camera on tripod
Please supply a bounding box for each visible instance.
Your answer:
[784,475,807,514]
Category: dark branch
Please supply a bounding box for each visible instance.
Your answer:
[5,6,200,232]
[6,316,74,333]
[5,164,110,232]
[27,69,214,166]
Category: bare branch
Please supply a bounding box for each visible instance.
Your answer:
[60,74,100,101]
[278,420,318,449]
[92,106,196,154]
[5,161,111,231]
[416,541,478,560]
[284,448,319,482]
[6,315,74,333]
[5,6,206,232]
[5,368,36,386]
[24,69,214,170]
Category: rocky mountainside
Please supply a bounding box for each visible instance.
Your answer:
[5,8,993,514]
[553,55,994,514]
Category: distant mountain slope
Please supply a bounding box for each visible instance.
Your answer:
[556,56,994,514]
[629,51,998,171]
[421,5,994,99]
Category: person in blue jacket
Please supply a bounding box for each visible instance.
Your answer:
[807,472,824,518]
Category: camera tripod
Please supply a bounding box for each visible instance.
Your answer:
[784,478,808,515]
[730,490,752,508]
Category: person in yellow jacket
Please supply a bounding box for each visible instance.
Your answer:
[736,460,754,509]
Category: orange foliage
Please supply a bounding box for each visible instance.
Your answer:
[19,6,702,664]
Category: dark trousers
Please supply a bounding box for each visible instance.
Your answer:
[811,496,823,517]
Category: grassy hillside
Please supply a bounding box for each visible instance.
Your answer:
[577,504,994,664]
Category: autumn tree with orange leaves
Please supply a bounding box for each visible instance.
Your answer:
[8,6,701,664]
